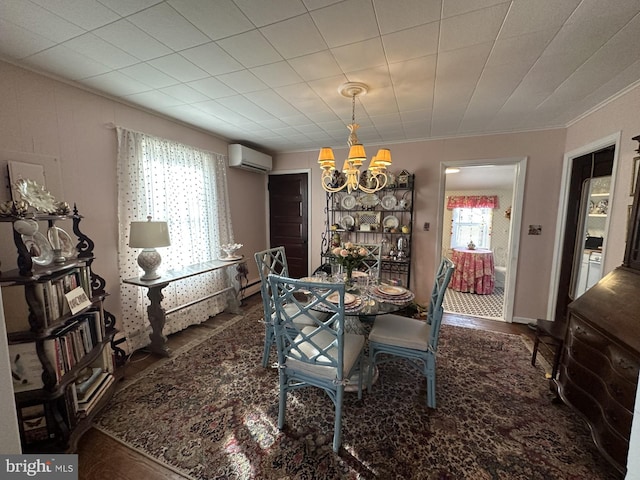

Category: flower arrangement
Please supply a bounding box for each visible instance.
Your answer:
[332,242,368,280]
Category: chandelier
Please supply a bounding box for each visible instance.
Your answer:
[318,82,392,194]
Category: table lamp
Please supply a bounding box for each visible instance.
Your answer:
[129,216,171,280]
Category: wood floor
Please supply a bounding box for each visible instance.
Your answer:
[77,293,538,480]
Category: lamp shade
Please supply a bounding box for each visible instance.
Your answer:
[129,220,171,248]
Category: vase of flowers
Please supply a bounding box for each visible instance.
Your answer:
[332,242,368,282]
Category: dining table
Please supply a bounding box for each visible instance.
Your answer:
[300,273,416,391]
[450,248,495,294]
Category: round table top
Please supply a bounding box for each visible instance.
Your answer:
[454,248,493,254]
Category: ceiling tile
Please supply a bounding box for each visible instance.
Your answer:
[168,0,253,40]
[0,19,54,59]
[82,71,150,96]
[148,54,209,82]
[439,3,509,52]
[94,20,172,61]
[260,14,327,59]
[249,62,304,87]
[216,70,269,93]
[187,77,237,99]
[245,90,303,117]
[216,95,276,121]
[23,45,110,80]
[382,23,439,63]
[310,0,379,48]
[288,50,343,81]
[373,0,441,34]
[96,0,162,16]
[30,0,119,30]
[301,0,343,10]
[64,33,138,69]
[499,0,581,39]
[181,43,243,76]
[120,62,179,89]
[1,0,85,43]
[160,83,209,103]
[217,30,283,68]
[442,0,509,19]
[128,2,210,50]
[124,89,185,109]
[233,0,307,27]
[332,37,387,72]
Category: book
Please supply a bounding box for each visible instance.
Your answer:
[19,404,50,444]
[77,374,114,414]
[75,367,103,397]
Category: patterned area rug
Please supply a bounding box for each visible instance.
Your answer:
[95,305,621,480]
[444,286,504,319]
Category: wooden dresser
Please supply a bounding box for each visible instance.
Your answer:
[558,267,640,473]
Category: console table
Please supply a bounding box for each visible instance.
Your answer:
[450,248,495,294]
[124,258,245,356]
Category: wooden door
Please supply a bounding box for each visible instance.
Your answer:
[268,173,309,279]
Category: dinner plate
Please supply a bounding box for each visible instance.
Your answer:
[381,194,397,210]
[327,292,356,304]
[360,193,380,207]
[48,226,77,259]
[383,215,399,229]
[341,215,355,229]
[377,284,406,296]
[22,232,53,265]
[351,270,368,278]
[220,255,243,261]
[341,194,356,210]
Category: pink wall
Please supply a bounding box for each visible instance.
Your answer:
[0,60,266,324]
[275,129,568,321]
[565,84,640,274]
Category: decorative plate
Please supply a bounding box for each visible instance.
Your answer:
[14,219,39,236]
[48,226,77,259]
[341,194,356,210]
[14,179,58,213]
[381,194,397,210]
[22,232,53,265]
[341,215,355,229]
[378,285,406,296]
[383,215,399,229]
[327,292,356,304]
[360,193,380,207]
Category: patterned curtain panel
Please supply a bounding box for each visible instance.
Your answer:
[446,195,499,210]
[116,127,235,352]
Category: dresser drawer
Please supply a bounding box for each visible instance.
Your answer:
[602,394,633,439]
[569,317,608,350]
[608,344,640,383]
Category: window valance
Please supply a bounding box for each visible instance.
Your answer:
[446,195,499,209]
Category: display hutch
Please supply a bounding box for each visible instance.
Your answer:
[321,173,415,287]
[1,188,123,453]
[556,135,640,475]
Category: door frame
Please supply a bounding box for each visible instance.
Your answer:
[547,132,621,320]
[265,168,313,275]
[436,156,527,323]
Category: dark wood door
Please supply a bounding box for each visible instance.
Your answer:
[555,146,613,322]
[268,173,309,279]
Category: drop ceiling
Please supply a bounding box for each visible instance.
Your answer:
[1,0,639,154]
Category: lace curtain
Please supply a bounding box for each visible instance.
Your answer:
[116,127,235,352]
[446,195,499,209]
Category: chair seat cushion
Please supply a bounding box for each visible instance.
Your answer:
[369,314,430,351]
[286,326,365,381]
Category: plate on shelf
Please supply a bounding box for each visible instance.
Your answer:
[341,215,355,229]
[381,194,397,210]
[382,215,399,229]
[341,194,356,210]
[48,226,77,259]
[21,232,53,265]
[360,193,380,208]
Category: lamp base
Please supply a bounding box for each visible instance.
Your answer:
[137,248,162,280]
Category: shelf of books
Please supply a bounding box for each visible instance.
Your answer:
[2,205,122,453]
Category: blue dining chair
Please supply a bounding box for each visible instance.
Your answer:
[268,273,365,452]
[367,257,455,408]
[254,247,323,368]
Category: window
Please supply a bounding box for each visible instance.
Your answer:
[450,207,492,249]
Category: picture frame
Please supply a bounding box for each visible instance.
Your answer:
[631,156,640,197]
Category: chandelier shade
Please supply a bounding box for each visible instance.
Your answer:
[318,82,392,194]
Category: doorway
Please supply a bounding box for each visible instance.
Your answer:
[267,172,310,279]
[437,157,527,323]
[552,146,615,322]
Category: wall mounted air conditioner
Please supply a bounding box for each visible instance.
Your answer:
[228,144,272,173]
